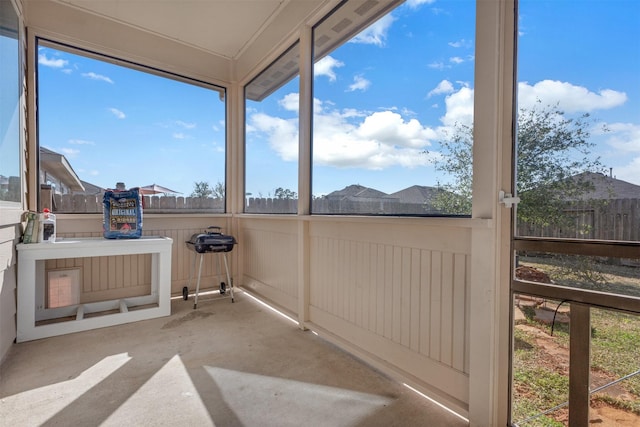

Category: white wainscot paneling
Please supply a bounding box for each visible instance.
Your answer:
[308,220,471,409]
[241,219,299,314]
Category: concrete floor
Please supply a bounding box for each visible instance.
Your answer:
[0,290,468,426]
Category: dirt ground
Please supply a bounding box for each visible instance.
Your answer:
[515,323,640,425]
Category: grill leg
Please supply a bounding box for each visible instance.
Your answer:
[223,253,234,302]
[193,253,204,309]
[185,250,197,301]
[216,253,223,294]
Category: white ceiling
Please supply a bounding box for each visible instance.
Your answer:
[53,0,323,60]
[43,0,399,95]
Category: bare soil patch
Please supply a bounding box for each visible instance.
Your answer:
[515,322,639,425]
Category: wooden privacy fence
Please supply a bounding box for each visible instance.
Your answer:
[56,195,435,215]
[54,194,225,213]
[517,198,640,242]
[57,194,639,242]
[244,198,439,214]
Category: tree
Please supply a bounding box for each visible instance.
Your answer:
[431,101,606,227]
[274,187,297,200]
[191,181,213,198]
[212,182,225,199]
[191,181,225,199]
[431,123,474,215]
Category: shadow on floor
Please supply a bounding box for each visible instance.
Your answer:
[0,291,468,426]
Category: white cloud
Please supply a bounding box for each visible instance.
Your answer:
[313,109,438,169]
[357,111,438,149]
[518,80,627,113]
[448,39,472,48]
[314,56,344,82]
[173,132,186,139]
[449,56,464,64]
[347,75,371,92]
[592,122,640,184]
[431,79,632,136]
[406,0,437,8]
[428,80,454,97]
[437,79,627,129]
[109,108,125,119]
[441,86,474,127]
[176,120,196,129]
[82,72,114,84]
[600,122,640,153]
[38,54,67,68]
[613,156,640,185]
[246,78,637,177]
[428,61,446,70]
[249,97,439,170]
[248,113,299,162]
[401,107,417,117]
[351,14,395,46]
[279,93,299,111]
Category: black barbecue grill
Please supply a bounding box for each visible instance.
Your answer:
[185,226,237,307]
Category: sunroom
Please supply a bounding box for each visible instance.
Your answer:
[1,0,639,425]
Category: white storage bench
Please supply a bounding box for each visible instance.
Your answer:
[16,236,173,342]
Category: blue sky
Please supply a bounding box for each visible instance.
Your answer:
[37,51,226,195]
[37,0,640,198]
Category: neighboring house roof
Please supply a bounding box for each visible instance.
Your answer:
[76,180,105,196]
[565,172,640,200]
[40,147,85,192]
[390,185,442,204]
[325,184,455,206]
[325,184,395,201]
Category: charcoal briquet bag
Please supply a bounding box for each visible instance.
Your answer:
[103,187,143,239]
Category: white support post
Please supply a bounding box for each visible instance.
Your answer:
[468,0,516,425]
